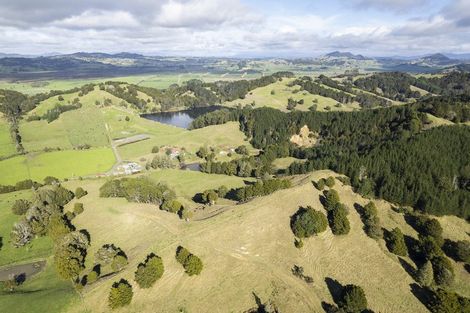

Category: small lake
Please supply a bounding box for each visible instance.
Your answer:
[141,106,222,129]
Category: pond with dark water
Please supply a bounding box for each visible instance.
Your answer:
[141,106,222,129]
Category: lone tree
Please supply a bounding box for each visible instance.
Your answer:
[134,254,164,288]
[337,284,368,313]
[291,206,328,238]
[108,279,133,309]
[10,220,33,247]
[386,227,408,256]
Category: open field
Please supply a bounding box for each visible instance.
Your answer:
[0,148,115,185]
[224,78,361,112]
[0,72,262,95]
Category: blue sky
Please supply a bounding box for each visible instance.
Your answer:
[0,0,468,57]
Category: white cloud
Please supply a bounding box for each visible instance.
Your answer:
[52,10,140,29]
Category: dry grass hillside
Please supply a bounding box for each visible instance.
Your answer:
[58,170,470,313]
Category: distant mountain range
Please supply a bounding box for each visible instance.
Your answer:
[0,51,468,80]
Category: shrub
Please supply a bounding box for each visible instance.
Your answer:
[445,240,470,263]
[337,284,368,313]
[73,203,84,215]
[175,246,203,276]
[328,204,350,235]
[43,176,60,185]
[325,176,335,188]
[15,179,34,190]
[163,200,183,214]
[75,187,87,199]
[217,185,229,198]
[179,207,193,220]
[151,146,160,153]
[151,154,174,169]
[134,254,164,288]
[386,227,408,256]
[235,145,249,155]
[291,206,328,238]
[432,256,455,287]
[201,189,218,205]
[11,199,31,215]
[111,255,128,273]
[87,270,99,284]
[108,279,133,309]
[315,179,326,190]
[294,238,303,249]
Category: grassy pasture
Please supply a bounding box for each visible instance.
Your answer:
[117,121,253,162]
[58,170,469,313]
[0,148,115,185]
[224,78,361,112]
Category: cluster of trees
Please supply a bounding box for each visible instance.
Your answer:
[95,244,129,274]
[40,102,82,123]
[314,177,336,190]
[353,72,423,101]
[426,287,470,313]
[322,189,350,235]
[99,177,175,209]
[10,185,75,248]
[175,246,203,276]
[294,76,354,104]
[149,154,175,169]
[189,108,241,129]
[290,206,328,238]
[104,82,150,111]
[234,179,291,202]
[414,95,470,123]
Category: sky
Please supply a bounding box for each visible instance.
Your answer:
[0,0,469,57]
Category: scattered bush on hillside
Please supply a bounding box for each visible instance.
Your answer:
[175,246,203,276]
[11,199,31,215]
[443,240,470,263]
[150,154,174,169]
[328,203,350,235]
[75,187,88,199]
[96,244,128,274]
[314,179,326,191]
[135,253,164,289]
[217,185,229,198]
[337,284,368,313]
[416,260,434,287]
[385,227,408,256]
[201,189,218,205]
[356,202,383,239]
[43,176,60,185]
[426,288,470,313]
[291,265,313,284]
[73,203,84,215]
[108,279,133,309]
[325,177,335,188]
[323,189,340,211]
[431,256,455,287]
[291,206,328,238]
[235,145,249,155]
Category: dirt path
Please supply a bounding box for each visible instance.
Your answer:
[0,260,46,281]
